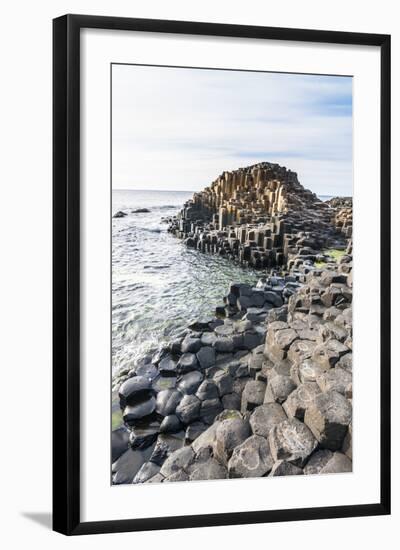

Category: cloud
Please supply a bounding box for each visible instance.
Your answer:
[112,65,352,196]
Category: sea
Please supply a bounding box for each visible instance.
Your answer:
[112,189,333,377]
[112,190,259,376]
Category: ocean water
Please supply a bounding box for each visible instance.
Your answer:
[112,190,260,376]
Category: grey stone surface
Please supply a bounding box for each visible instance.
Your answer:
[249,403,287,439]
[213,418,251,466]
[241,380,266,412]
[268,418,317,466]
[304,390,352,450]
[228,435,274,478]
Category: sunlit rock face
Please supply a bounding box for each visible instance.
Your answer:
[166,162,347,269]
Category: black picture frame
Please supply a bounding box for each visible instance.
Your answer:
[53,14,391,536]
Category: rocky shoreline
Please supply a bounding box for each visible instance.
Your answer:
[112,163,353,484]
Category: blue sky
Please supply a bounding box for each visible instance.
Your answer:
[112,65,352,196]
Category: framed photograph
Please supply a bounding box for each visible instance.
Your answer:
[53,14,391,535]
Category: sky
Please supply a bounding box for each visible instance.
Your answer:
[112,64,352,196]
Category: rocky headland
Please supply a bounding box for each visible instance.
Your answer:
[112,162,353,484]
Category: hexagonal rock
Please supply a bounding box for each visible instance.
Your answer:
[241,380,267,413]
[228,435,274,478]
[318,321,348,343]
[250,403,287,439]
[283,383,321,420]
[177,370,204,395]
[267,375,296,404]
[269,460,303,476]
[213,418,251,466]
[303,449,333,475]
[118,376,153,407]
[175,394,201,424]
[181,335,202,354]
[192,422,219,455]
[156,389,183,416]
[296,359,327,383]
[189,458,228,481]
[158,355,178,374]
[196,379,219,401]
[177,353,199,374]
[200,398,223,424]
[316,366,352,397]
[196,346,216,370]
[248,353,264,377]
[304,390,352,450]
[163,469,189,482]
[312,340,349,370]
[133,461,161,484]
[268,418,317,466]
[159,415,182,434]
[287,339,317,365]
[337,352,352,371]
[160,446,194,477]
[320,452,352,474]
[122,396,156,425]
[112,427,130,462]
[185,421,207,442]
[222,392,241,411]
[214,371,234,396]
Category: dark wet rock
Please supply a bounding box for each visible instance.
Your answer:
[160,446,194,477]
[159,414,182,434]
[152,375,177,392]
[249,403,287,439]
[181,335,202,354]
[268,418,317,466]
[213,417,251,466]
[118,376,153,407]
[112,426,130,462]
[175,394,201,424]
[189,458,228,480]
[214,337,235,353]
[177,353,199,373]
[122,396,156,425]
[228,435,274,478]
[283,383,320,420]
[156,389,183,416]
[266,375,296,404]
[200,398,223,424]
[304,390,352,450]
[133,461,160,483]
[241,380,266,413]
[214,371,234,396]
[185,421,207,442]
[222,392,241,410]
[149,432,185,465]
[112,446,153,484]
[129,420,160,449]
[201,332,217,346]
[196,346,216,369]
[132,208,150,213]
[196,379,219,401]
[269,460,303,476]
[177,370,204,395]
[158,355,178,374]
[135,363,159,380]
[242,331,262,350]
[303,449,333,475]
[113,210,127,218]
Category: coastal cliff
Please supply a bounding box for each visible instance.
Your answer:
[112,162,353,484]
